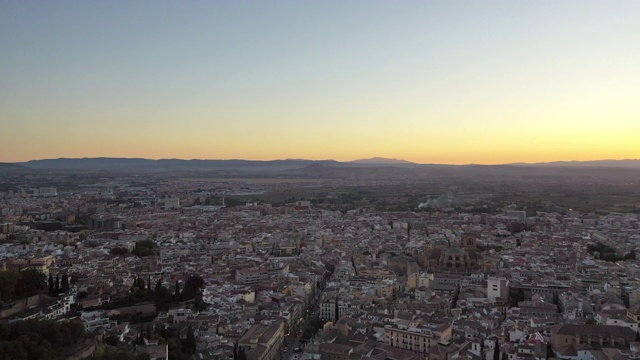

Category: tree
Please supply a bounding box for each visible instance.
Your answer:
[18,268,47,297]
[625,250,636,261]
[0,271,19,301]
[93,344,138,360]
[324,262,335,274]
[192,297,209,312]
[235,346,247,360]
[0,319,85,359]
[48,272,54,294]
[184,325,196,354]
[132,240,158,258]
[154,326,186,360]
[110,247,128,256]
[61,273,70,293]
[167,338,184,360]
[104,335,120,347]
[137,327,144,345]
[181,275,204,300]
[302,317,326,341]
[84,239,99,248]
[174,280,180,297]
[55,275,60,291]
[508,287,526,307]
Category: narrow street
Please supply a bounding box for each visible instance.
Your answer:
[281,288,324,360]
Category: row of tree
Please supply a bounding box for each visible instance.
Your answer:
[95,273,206,359]
[0,268,47,303]
[48,272,70,294]
[0,319,85,360]
[132,240,159,257]
[120,274,207,313]
[93,344,149,360]
[97,324,197,360]
[587,241,636,262]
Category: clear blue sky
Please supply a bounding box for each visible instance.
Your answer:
[1,1,639,163]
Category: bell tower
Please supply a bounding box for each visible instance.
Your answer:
[461,233,477,251]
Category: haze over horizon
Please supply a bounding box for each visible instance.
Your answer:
[9,156,640,168]
[2,1,639,164]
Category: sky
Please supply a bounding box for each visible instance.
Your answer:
[1,1,639,165]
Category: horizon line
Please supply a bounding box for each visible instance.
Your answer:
[5,156,640,167]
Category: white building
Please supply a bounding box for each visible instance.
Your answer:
[384,322,452,354]
[81,310,116,332]
[505,210,527,222]
[162,198,180,210]
[38,187,58,197]
[487,277,509,300]
[236,267,269,285]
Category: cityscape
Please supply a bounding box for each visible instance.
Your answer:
[1,158,640,360]
[1,1,640,360]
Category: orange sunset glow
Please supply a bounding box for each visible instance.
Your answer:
[1,1,639,164]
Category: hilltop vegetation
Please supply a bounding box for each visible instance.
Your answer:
[0,319,86,360]
[0,269,47,302]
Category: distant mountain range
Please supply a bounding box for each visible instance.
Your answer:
[349,157,417,165]
[1,157,639,174]
[10,157,420,171]
[509,159,640,168]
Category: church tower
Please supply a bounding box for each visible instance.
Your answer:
[461,233,477,251]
